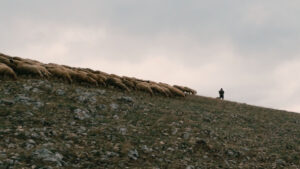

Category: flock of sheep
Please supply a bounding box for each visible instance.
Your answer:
[0,53,197,97]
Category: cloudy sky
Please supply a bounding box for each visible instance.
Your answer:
[1,0,300,112]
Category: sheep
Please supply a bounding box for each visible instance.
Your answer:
[121,76,136,89]
[84,71,108,87]
[159,85,173,96]
[136,82,153,96]
[61,66,104,86]
[68,69,98,86]
[159,82,185,97]
[12,57,41,65]
[94,71,109,83]
[87,73,106,86]
[169,86,185,97]
[149,82,169,97]
[45,63,73,83]
[186,87,197,95]
[0,54,13,66]
[173,85,197,95]
[10,59,51,78]
[0,63,17,79]
[1,54,196,98]
[106,76,130,91]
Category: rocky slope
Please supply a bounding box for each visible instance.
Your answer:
[0,78,300,169]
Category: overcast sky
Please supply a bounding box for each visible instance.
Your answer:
[1,0,300,112]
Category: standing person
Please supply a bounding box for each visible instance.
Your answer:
[219,88,224,100]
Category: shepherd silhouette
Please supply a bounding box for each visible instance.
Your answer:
[219,88,224,100]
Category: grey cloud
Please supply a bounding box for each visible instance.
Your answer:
[0,0,300,112]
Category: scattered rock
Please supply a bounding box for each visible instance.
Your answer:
[110,103,119,110]
[106,151,119,157]
[276,159,286,166]
[74,109,90,120]
[15,95,32,105]
[32,88,40,93]
[55,89,65,96]
[0,152,6,158]
[32,148,64,166]
[75,92,97,104]
[186,165,195,169]
[33,101,44,109]
[172,128,178,135]
[183,132,190,140]
[25,111,34,116]
[23,84,32,91]
[119,127,127,135]
[96,104,107,110]
[117,96,134,103]
[96,89,106,95]
[167,147,175,152]
[24,139,36,149]
[8,143,15,149]
[0,99,15,105]
[113,114,119,120]
[141,145,153,153]
[128,149,139,160]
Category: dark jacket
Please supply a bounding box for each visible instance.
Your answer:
[219,89,224,95]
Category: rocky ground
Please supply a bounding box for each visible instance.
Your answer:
[0,78,300,169]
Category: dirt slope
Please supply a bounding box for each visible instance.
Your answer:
[0,78,299,169]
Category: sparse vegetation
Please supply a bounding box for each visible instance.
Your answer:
[0,78,300,168]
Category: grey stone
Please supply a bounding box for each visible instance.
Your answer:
[167,147,175,152]
[32,148,64,166]
[128,149,139,160]
[56,89,65,96]
[7,159,15,165]
[183,132,190,140]
[119,127,127,135]
[77,126,87,134]
[25,111,34,116]
[33,101,44,108]
[32,88,40,93]
[25,143,35,150]
[110,103,119,110]
[276,159,286,166]
[8,143,15,149]
[113,114,119,120]
[97,89,106,95]
[31,132,39,139]
[0,152,6,158]
[117,96,134,103]
[75,88,83,94]
[77,95,87,103]
[74,109,90,120]
[0,99,15,105]
[106,151,119,157]
[16,95,31,102]
[226,150,234,156]
[186,165,195,169]
[89,96,97,104]
[76,92,97,104]
[23,84,32,91]
[28,139,36,144]
[172,128,178,135]
[97,104,107,110]
[141,145,153,153]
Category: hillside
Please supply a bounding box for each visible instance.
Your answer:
[0,54,300,168]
